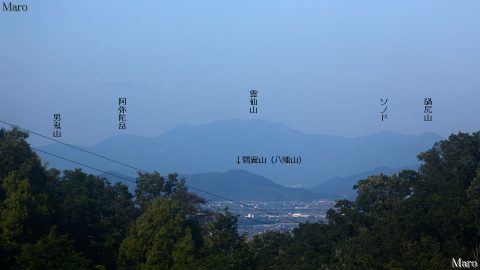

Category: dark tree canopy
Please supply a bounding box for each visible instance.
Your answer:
[0,127,479,269]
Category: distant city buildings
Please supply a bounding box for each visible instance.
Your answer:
[206,200,334,237]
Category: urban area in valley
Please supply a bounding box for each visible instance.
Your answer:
[206,200,335,237]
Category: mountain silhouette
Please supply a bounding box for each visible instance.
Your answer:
[310,165,418,199]
[38,119,442,187]
[98,169,326,201]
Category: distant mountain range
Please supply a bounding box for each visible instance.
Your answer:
[310,165,418,199]
[99,167,416,201]
[184,170,324,201]
[38,119,443,187]
[99,170,322,201]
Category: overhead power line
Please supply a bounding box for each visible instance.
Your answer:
[0,120,300,224]
[31,148,277,228]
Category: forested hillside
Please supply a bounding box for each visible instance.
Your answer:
[0,127,478,269]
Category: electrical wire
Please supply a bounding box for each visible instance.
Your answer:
[1,120,300,223]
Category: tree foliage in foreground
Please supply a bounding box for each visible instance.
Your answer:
[0,127,479,269]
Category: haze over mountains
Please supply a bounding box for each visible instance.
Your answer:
[38,119,442,188]
[310,165,418,199]
[100,168,411,201]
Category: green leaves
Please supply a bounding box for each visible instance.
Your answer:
[16,228,90,270]
[0,172,32,252]
[118,198,194,270]
[1,127,479,269]
[201,209,253,270]
[57,169,137,269]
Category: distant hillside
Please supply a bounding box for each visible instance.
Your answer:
[310,166,418,199]
[98,167,421,201]
[38,119,443,187]
[99,169,327,201]
[184,170,325,201]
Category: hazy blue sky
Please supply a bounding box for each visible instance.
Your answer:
[1,0,479,146]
